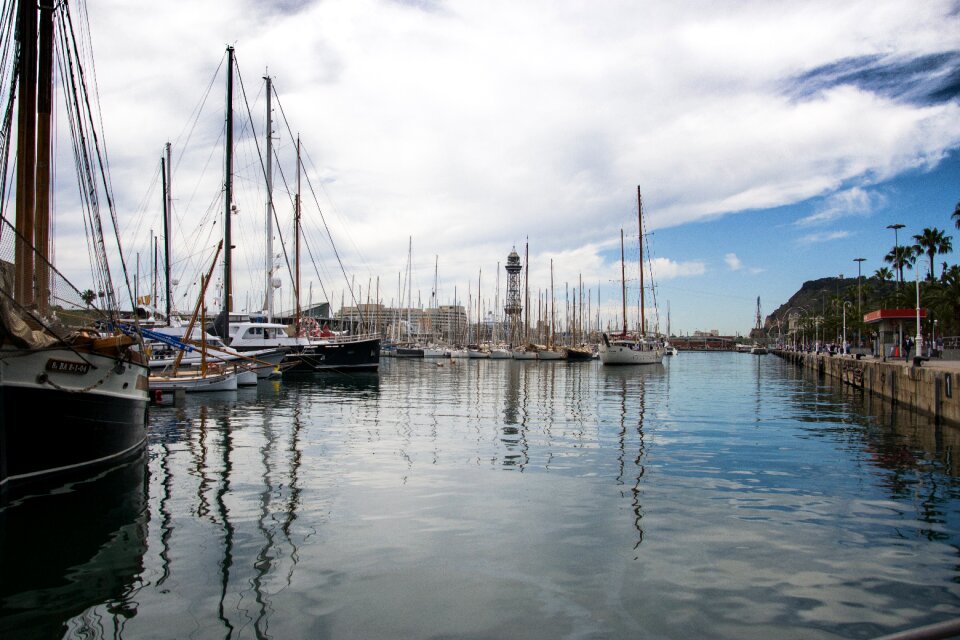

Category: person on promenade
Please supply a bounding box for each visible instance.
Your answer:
[904,336,912,361]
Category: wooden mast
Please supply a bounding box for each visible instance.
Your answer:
[14,0,38,306]
[33,1,53,314]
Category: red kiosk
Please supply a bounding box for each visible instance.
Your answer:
[863,308,927,360]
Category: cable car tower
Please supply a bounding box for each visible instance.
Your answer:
[504,248,523,346]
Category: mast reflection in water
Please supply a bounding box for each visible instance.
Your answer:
[2,356,959,639]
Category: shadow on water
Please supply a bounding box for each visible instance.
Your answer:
[0,455,149,639]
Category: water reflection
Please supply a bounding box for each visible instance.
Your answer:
[602,365,664,556]
[502,361,533,470]
[0,455,149,639]
[5,357,959,638]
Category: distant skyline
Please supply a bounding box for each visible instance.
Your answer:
[51,0,960,335]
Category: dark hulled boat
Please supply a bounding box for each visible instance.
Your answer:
[0,0,148,495]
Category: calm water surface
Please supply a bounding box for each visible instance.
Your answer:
[2,353,959,639]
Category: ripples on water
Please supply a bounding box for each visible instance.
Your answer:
[1,353,959,639]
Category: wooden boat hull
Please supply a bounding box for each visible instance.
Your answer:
[537,349,565,360]
[564,347,594,361]
[0,348,148,493]
[149,370,238,392]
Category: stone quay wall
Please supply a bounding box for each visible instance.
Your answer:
[773,350,960,426]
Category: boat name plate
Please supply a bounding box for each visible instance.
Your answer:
[46,358,91,375]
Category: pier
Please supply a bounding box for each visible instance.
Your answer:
[774,349,960,426]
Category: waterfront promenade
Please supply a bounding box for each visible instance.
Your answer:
[774,349,960,426]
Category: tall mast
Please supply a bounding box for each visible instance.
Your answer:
[620,228,626,335]
[264,74,274,320]
[223,45,234,316]
[549,259,554,348]
[524,240,529,342]
[33,0,53,313]
[294,136,302,329]
[161,148,172,319]
[14,0,38,306]
[407,237,412,336]
[165,142,173,318]
[637,186,646,336]
[477,268,482,344]
[152,235,158,313]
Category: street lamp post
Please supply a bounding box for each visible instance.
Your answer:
[916,263,923,356]
[843,301,852,354]
[887,224,904,289]
[854,257,865,351]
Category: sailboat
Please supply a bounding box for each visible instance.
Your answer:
[0,1,149,492]
[148,243,238,393]
[599,187,665,366]
[538,259,565,360]
[208,60,379,372]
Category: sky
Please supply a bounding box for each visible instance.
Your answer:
[43,0,960,335]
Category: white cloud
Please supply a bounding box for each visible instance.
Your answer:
[795,187,885,226]
[797,230,852,245]
[651,257,707,280]
[725,253,743,271]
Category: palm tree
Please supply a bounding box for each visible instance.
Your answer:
[80,289,96,307]
[912,227,953,280]
[884,245,917,285]
[873,266,893,283]
[952,201,960,229]
[927,265,960,335]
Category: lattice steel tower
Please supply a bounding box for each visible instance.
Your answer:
[504,248,523,346]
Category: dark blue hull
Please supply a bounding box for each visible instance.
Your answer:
[0,384,148,495]
[283,337,381,372]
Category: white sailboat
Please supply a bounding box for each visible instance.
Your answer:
[600,187,665,366]
[148,246,238,393]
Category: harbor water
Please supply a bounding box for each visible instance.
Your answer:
[2,353,959,639]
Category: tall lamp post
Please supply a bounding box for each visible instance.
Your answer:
[843,301,852,354]
[916,263,923,356]
[854,257,865,351]
[887,223,904,289]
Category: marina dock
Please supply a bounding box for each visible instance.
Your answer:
[774,349,960,426]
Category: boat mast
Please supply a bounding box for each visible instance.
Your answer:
[407,237,412,339]
[294,136,302,330]
[161,146,172,320]
[477,268,482,344]
[14,0,38,306]
[264,74,274,321]
[223,45,234,316]
[620,228,627,336]
[637,186,646,336]
[33,0,53,314]
[524,239,529,342]
[549,259,554,348]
